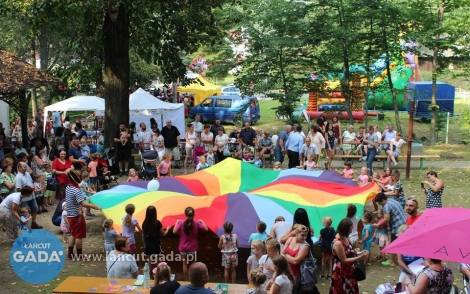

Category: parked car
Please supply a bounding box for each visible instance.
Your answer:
[221,85,241,96]
[189,96,260,125]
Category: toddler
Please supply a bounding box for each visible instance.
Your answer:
[246,269,267,294]
[248,221,268,246]
[259,239,280,291]
[88,153,99,191]
[273,161,282,171]
[122,204,142,253]
[318,216,335,279]
[120,128,129,146]
[103,219,119,254]
[33,174,47,213]
[253,154,262,168]
[44,167,55,206]
[157,153,172,178]
[196,156,209,171]
[97,140,104,157]
[80,171,96,220]
[355,166,370,186]
[19,207,32,232]
[299,153,317,171]
[243,148,253,162]
[126,168,139,182]
[337,161,354,179]
[346,203,359,245]
[358,212,373,265]
[372,209,388,263]
[247,240,264,285]
[60,202,70,242]
[102,166,117,182]
[79,137,90,160]
[205,148,215,167]
[218,222,239,284]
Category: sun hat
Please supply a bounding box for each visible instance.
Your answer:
[67,171,81,185]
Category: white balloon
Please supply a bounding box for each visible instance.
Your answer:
[147,179,160,191]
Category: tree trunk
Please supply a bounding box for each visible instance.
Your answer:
[39,27,49,108]
[102,4,130,149]
[30,37,38,116]
[430,5,444,144]
[364,17,373,130]
[382,25,401,132]
[337,0,353,125]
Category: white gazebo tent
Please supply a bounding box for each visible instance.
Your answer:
[43,96,105,131]
[96,88,185,135]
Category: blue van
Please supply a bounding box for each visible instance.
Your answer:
[189,96,260,125]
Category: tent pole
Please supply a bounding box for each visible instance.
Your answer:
[445,112,450,144]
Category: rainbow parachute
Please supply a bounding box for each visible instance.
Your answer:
[91,158,378,248]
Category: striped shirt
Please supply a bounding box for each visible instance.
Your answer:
[65,185,85,217]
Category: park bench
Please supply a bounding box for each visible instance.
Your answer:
[333,154,440,170]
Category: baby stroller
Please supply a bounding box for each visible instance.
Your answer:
[139,150,158,180]
[96,157,119,191]
[193,145,206,171]
[102,146,119,174]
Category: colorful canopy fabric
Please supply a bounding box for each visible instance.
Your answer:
[91,158,378,248]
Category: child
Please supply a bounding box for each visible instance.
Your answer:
[97,140,104,157]
[79,137,90,160]
[205,148,215,167]
[218,222,239,284]
[247,240,264,285]
[248,221,268,245]
[253,154,262,168]
[346,203,359,245]
[88,153,99,191]
[196,156,209,171]
[259,239,281,291]
[19,207,32,232]
[157,153,172,178]
[270,255,294,294]
[337,161,354,179]
[33,174,47,213]
[318,216,335,279]
[273,161,282,171]
[243,148,253,162]
[103,219,119,254]
[44,167,55,206]
[120,127,129,146]
[60,202,70,242]
[122,204,142,253]
[80,171,96,219]
[298,153,317,171]
[126,168,139,182]
[358,212,373,266]
[354,166,370,186]
[372,209,388,263]
[246,269,267,294]
[102,166,117,182]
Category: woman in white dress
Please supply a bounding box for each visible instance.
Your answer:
[184,124,198,174]
[151,129,165,162]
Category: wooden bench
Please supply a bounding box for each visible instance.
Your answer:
[333,154,440,170]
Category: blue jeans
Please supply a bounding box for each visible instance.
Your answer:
[22,198,39,214]
[274,149,285,164]
[366,148,377,176]
[52,216,62,226]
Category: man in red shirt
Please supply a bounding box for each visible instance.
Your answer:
[405,198,421,226]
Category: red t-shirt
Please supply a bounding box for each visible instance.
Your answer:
[406,213,421,226]
[52,158,73,183]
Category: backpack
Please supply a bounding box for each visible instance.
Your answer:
[299,242,318,285]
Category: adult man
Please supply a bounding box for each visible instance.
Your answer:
[284,125,304,169]
[15,162,42,229]
[239,122,257,151]
[210,119,225,141]
[405,198,421,226]
[383,170,405,208]
[52,110,62,135]
[191,114,203,137]
[160,119,181,168]
[75,123,87,140]
[86,137,97,155]
[114,123,132,176]
[300,137,318,165]
[269,216,293,250]
[274,125,292,164]
[363,125,378,176]
[382,124,397,153]
[68,136,86,171]
[175,262,213,294]
[374,192,406,266]
[137,123,152,151]
[35,108,44,132]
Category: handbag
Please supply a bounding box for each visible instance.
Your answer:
[46,178,60,192]
[354,258,366,281]
[223,145,230,156]
[299,242,318,285]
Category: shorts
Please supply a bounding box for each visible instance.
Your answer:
[382,145,391,152]
[222,252,238,268]
[363,240,372,252]
[22,198,39,214]
[342,144,352,151]
[68,214,87,239]
[159,173,168,177]
[393,150,400,158]
[115,146,131,161]
[322,252,333,258]
[89,177,97,184]
[325,142,335,150]
[390,233,398,243]
[257,147,271,154]
[44,190,53,198]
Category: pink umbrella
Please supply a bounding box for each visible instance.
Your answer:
[382,207,470,264]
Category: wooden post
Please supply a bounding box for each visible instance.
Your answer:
[405,99,414,180]
[20,90,29,144]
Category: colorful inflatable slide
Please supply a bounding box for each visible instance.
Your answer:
[91,158,378,247]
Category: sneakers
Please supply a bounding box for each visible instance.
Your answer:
[31,222,43,229]
[85,215,93,220]
[119,171,124,177]
[362,156,367,161]
[381,260,395,266]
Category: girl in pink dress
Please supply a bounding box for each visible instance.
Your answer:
[337,161,354,179]
[354,167,370,186]
[157,154,172,178]
[126,168,139,182]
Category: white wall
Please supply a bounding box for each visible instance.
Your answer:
[0,100,10,132]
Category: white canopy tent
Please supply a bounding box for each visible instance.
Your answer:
[96,88,185,135]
